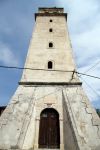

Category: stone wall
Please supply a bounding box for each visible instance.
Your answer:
[0,85,100,150]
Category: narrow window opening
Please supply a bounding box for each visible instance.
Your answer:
[49,42,53,48]
[50,19,53,22]
[49,28,53,32]
[48,61,53,69]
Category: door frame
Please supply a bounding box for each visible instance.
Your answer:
[33,106,64,150]
[38,108,60,148]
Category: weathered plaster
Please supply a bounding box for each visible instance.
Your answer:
[0,8,100,150]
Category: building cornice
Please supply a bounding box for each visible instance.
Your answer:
[19,81,82,86]
[35,13,67,21]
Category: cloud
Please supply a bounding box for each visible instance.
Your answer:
[68,0,99,31]
[0,42,19,66]
[0,0,58,106]
[56,0,100,107]
[67,0,100,69]
[72,21,100,68]
[80,76,100,102]
[0,0,99,108]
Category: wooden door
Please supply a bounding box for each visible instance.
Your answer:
[39,108,60,148]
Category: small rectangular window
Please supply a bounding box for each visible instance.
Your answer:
[49,42,53,48]
[49,28,53,32]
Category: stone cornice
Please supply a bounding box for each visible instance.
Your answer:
[35,13,67,21]
[19,81,82,86]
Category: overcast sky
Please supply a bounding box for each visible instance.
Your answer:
[0,0,100,108]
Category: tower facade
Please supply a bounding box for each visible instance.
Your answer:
[0,8,100,150]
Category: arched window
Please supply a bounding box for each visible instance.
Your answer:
[49,42,53,48]
[49,28,53,32]
[38,108,60,148]
[48,61,53,69]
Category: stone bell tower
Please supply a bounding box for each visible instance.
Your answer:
[0,7,100,150]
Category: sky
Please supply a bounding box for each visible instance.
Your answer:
[0,0,100,108]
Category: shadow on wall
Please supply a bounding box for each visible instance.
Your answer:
[96,109,100,117]
[0,106,6,116]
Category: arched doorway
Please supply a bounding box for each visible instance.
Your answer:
[38,108,60,148]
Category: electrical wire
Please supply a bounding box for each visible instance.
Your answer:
[0,65,73,73]
[79,60,100,77]
[83,60,100,73]
[80,76,100,97]
[75,71,100,80]
[0,65,100,80]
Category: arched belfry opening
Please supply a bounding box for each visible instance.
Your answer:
[48,61,53,69]
[38,108,60,148]
[49,42,53,48]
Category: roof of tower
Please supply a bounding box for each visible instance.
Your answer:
[38,7,64,13]
[38,7,64,10]
[35,7,67,20]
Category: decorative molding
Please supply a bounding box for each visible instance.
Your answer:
[19,81,82,86]
[35,13,67,21]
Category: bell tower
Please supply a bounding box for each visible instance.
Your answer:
[20,7,79,84]
[0,7,100,150]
